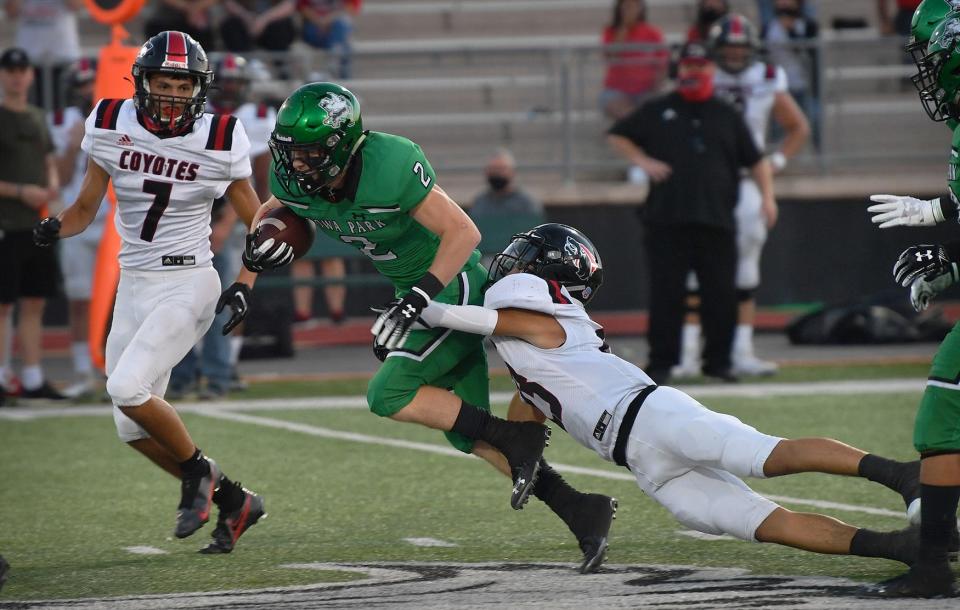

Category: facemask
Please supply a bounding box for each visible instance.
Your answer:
[698,7,725,25]
[677,71,714,102]
[487,175,510,191]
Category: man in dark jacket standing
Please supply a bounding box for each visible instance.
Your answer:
[608,42,776,384]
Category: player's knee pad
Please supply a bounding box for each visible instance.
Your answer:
[736,288,755,303]
[366,367,416,418]
[106,373,150,407]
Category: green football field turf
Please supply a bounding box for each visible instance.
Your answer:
[0,385,933,601]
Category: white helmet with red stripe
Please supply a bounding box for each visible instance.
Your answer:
[132,31,214,135]
[708,13,759,74]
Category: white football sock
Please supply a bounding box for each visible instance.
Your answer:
[680,324,701,364]
[72,341,93,376]
[733,324,754,359]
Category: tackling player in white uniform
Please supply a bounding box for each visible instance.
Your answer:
[48,58,107,398]
[415,223,950,566]
[676,14,810,379]
[33,31,266,553]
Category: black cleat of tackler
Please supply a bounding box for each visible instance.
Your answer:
[571,495,618,574]
[502,423,551,510]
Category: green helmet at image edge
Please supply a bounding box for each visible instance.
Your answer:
[269,82,365,196]
[918,13,960,121]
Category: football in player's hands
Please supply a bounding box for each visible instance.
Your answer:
[252,206,316,262]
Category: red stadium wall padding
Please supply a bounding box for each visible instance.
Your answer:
[88,30,140,371]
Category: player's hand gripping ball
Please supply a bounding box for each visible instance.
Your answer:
[243,206,315,273]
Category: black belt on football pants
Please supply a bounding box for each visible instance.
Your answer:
[612,384,658,468]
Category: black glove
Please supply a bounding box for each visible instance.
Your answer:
[370,274,444,350]
[242,229,294,273]
[216,282,252,335]
[33,217,61,247]
[893,244,959,286]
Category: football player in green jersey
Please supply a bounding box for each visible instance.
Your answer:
[865,0,960,598]
[218,82,618,572]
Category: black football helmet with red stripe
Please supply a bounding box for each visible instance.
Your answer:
[708,14,758,74]
[210,53,250,112]
[489,223,604,304]
[132,31,213,135]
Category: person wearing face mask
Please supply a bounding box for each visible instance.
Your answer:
[687,0,729,42]
[470,149,544,219]
[607,42,775,385]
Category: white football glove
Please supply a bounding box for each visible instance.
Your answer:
[910,271,957,312]
[868,194,945,229]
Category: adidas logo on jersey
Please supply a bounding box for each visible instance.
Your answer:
[117,134,134,146]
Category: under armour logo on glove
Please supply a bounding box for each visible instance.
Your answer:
[371,288,431,350]
[894,244,959,287]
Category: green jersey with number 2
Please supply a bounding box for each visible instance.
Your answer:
[269,131,462,291]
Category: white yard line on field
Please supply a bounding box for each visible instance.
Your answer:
[0,380,916,520]
[194,409,907,520]
[0,378,926,422]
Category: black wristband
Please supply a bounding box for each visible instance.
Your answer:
[411,272,445,301]
[943,193,960,220]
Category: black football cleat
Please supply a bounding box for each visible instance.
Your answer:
[175,458,220,539]
[500,423,551,510]
[200,489,266,554]
[874,561,958,598]
[569,495,618,574]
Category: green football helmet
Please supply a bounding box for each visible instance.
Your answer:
[269,82,366,196]
[908,0,955,102]
[917,12,960,121]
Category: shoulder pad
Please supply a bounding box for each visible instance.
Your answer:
[205,114,239,151]
[94,99,124,130]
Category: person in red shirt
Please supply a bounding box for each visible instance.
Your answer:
[600,0,669,120]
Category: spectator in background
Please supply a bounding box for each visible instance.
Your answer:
[48,58,105,399]
[878,0,923,37]
[144,0,219,52]
[756,0,816,31]
[600,0,669,121]
[0,48,65,402]
[220,0,297,53]
[470,149,543,218]
[170,54,277,398]
[687,0,729,42]
[3,0,83,109]
[607,42,775,385]
[298,0,361,79]
[763,0,820,149]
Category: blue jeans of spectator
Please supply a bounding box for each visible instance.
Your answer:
[302,16,352,79]
[170,248,239,393]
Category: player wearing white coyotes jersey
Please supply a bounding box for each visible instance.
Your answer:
[419,223,941,565]
[677,13,810,380]
[33,31,267,554]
